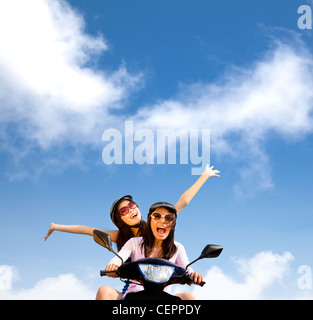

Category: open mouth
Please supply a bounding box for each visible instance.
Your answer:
[157,227,166,235]
[130,212,138,219]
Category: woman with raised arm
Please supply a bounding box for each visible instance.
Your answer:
[44,165,220,250]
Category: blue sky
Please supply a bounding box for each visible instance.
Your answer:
[1,0,313,299]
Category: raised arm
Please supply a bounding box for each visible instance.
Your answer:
[175,164,220,214]
[44,223,119,243]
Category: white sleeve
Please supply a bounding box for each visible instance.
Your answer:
[175,243,194,274]
[108,237,135,267]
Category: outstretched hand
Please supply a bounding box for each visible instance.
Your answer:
[44,223,56,241]
[203,164,220,178]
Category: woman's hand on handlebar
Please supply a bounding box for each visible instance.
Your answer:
[105,264,119,278]
[189,272,204,286]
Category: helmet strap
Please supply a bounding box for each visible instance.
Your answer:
[130,218,143,229]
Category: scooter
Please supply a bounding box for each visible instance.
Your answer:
[93,230,223,300]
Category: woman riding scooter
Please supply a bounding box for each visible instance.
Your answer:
[44,165,219,299]
[98,202,203,300]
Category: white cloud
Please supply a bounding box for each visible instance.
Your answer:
[0,0,141,149]
[133,41,313,194]
[191,251,295,299]
[135,41,313,139]
[0,265,16,291]
[0,265,95,300]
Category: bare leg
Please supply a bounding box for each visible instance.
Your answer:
[174,292,196,300]
[96,286,123,300]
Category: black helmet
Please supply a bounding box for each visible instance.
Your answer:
[110,195,133,227]
[148,201,177,216]
[148,202,177,232]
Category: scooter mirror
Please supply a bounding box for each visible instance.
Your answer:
[185,244,223,270]
[93,230,124,265]
[200,244,223,259]
[93,230,113,251]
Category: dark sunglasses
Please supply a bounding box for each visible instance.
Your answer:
[119,201,138,216]
[151,211,175,224]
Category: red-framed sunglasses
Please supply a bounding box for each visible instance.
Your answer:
[119,201,138,216]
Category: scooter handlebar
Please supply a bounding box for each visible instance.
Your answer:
[100,270,119,277]
[99,269,205,285]
[184,273,206,287]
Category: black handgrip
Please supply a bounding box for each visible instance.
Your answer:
[100,270,119,277]
[184,273,193,284]
[184,274,206,286]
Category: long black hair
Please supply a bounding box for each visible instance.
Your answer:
[114,215,148,251]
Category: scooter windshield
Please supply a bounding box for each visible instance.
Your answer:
[138,264,175,284]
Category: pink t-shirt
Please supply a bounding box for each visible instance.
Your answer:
[109,237,192,297]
